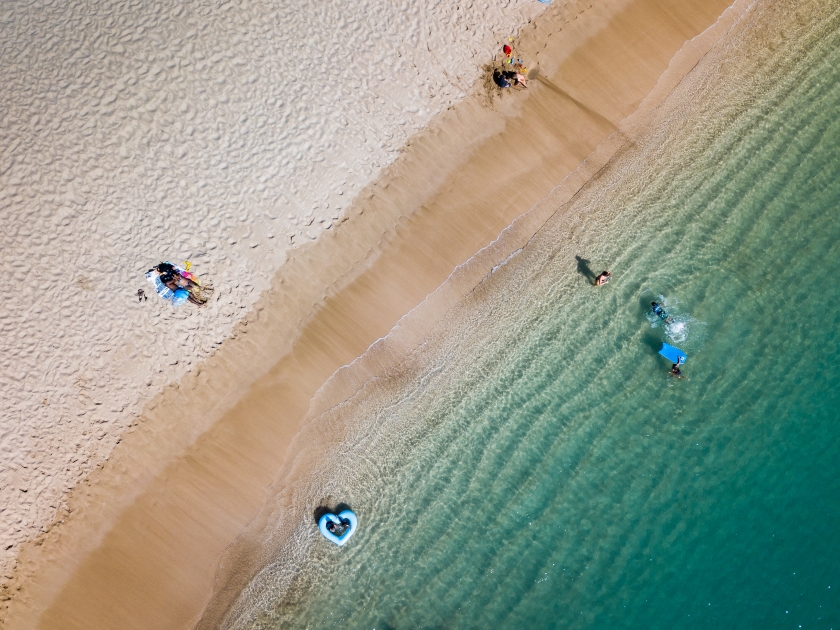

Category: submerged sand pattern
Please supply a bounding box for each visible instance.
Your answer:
[219,0,837,625]
[0,0,547,578]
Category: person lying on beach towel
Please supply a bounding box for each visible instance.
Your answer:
[651,301,674,323]
[147,261,213,306]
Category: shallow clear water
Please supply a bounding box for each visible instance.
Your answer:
[232,3,840,628]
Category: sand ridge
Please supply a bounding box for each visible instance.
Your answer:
[0,0,548,584]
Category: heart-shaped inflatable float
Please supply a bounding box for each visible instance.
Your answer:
[318,509,358,546]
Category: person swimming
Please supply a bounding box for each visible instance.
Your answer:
[493,69,526,89]
[594,270,612,286]
[669,356,684,378]
[651,301,674,323]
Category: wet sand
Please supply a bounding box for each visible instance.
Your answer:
[3,0,740,628]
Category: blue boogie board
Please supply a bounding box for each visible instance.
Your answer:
[659,343,687,364]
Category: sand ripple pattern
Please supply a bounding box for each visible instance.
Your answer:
[0,0,543,574]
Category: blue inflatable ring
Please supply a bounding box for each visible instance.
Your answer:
[318,510,358,546]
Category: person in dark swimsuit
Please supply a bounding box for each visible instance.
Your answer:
[670,363,683,378]
[651,301,674,323]
[493,70,513,89]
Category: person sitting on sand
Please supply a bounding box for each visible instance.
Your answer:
[494,69,526,89]
[594,270,612,286]
[493,70,513,89]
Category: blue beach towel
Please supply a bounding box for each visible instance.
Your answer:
[147,270,187,306]
[171,288,190,306]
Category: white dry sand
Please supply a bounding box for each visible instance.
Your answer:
[0,0,546,580]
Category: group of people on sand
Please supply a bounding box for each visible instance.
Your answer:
[493,69,528,89]
[145,261,213,306]
[493,43,529,89]
[593,271,686,378]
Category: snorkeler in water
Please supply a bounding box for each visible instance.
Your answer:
[651,301,674,324]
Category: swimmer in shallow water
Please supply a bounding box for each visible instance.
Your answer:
[594,270,612,286]
[651,301,674,323]
[669,356,684,378]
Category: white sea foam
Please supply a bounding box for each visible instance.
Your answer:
[644,294,706,346]
[0,0,545,575]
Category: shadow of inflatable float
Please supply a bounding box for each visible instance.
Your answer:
[318,510,358,546]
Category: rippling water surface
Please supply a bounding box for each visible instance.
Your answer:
[231,3,840,628]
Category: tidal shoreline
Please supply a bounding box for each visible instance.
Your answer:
[3,0,741,627]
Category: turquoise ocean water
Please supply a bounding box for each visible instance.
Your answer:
[229,2,839,628]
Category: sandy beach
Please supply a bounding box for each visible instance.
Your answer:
[0,0,545,575]
[1,0,543,600]
[0,0,746,627]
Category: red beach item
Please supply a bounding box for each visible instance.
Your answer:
[503,45,512,56]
